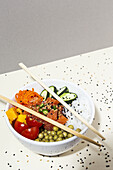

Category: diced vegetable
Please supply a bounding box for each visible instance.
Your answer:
[16,108,22,114]
[53,105,56,110]
[39,103,45,108]
[39,108,43,112]
[17,114,27,124]
[42,109,49,116]
[6,107,18,123]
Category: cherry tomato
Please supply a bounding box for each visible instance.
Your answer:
[26,116,43,128]
[14,121,29,134]
[21,126,39,140]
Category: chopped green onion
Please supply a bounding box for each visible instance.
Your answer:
[39,108,43,112]
[40,103,45,108]
[53,105,56,110]
[42,109,48,116]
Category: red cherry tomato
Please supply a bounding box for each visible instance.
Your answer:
[21,126,39,140]
[14,121,29,134]
[26,116,43,128]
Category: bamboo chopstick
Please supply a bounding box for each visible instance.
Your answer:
[0,94,101,147]
[19,63,105,140]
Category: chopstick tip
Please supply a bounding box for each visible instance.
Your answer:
[19,62,24,67]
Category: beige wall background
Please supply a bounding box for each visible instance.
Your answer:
[0,0,113,74]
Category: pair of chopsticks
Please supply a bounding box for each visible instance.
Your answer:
[0,63,105,147]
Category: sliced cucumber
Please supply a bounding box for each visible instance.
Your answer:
[40,89,48,100]
[49,86,57,98]
[57,86,69,96]
[60,92,77,103]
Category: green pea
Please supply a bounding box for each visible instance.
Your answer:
[76,128,81,133]
[45,136,49,140]
[35,138,40,142]
[68,125,74,129]
[63,132,67,138]
[50,139,54,142]
[53,105,56,110]
[68,133,73,138]
[39,133,44,139]
[57,131,62,135]
[45,140,49,142]
[44,129,47,132]
[42,138,45,142]
[53,126,59,132]
[59,134,63,138]
[53,135,58,140]
[56,137,62,141]
[49,135,53,140]
[47,131,51,135]
[51,131,56,136]
[44,132,47,136]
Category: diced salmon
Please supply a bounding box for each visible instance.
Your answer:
[45,97,59,105]
[57,115,68,125]
[47,109,58,120]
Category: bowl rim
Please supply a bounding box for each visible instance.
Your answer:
[5,79,95,146]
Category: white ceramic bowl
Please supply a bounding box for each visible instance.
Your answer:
[5,79,95,156]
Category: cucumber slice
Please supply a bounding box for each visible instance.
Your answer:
[60,92,77,103]
[57,86,69,96]
[49,86,57,98]
[40,89,48,100]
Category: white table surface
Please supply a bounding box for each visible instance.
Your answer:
[0,47,113,170]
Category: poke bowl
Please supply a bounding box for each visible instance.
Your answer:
[5,79,95,156]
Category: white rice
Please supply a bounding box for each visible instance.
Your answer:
[64,96,92,131]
